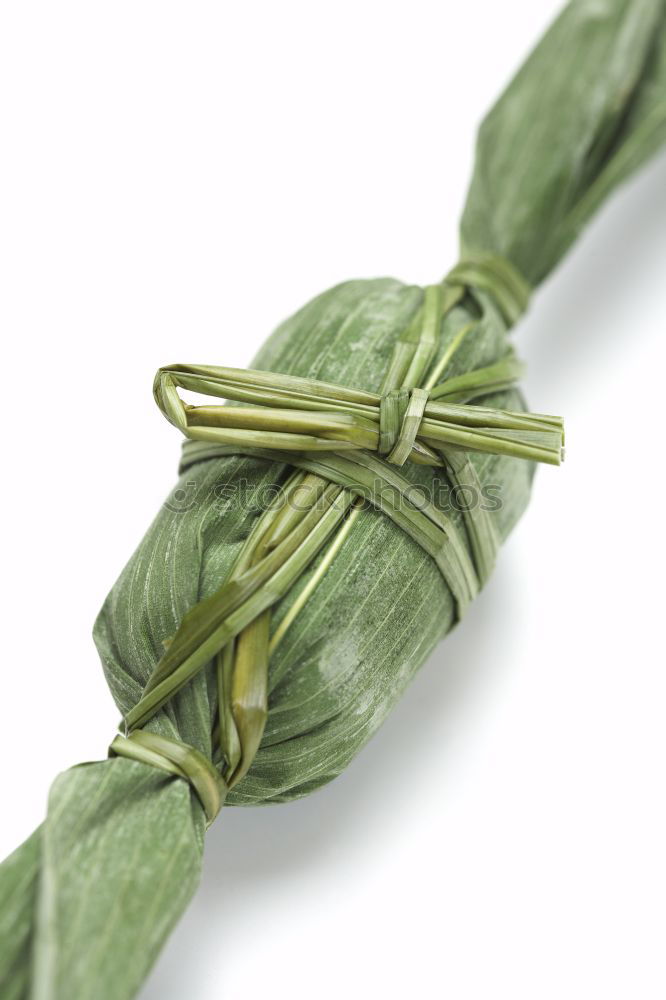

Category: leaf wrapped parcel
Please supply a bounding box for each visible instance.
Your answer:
[1,2,665,998]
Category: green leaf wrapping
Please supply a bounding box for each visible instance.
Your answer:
[460,0,666,285]
[99,279,530,805]
[1,761,205,1000]
[0,830,40,1000]
[1,2,665,998]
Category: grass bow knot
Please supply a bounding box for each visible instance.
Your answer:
[154,360,564,467]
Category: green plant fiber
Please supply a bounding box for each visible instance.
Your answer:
[1,2,665,998]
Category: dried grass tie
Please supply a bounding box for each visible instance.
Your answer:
[111,255,563,822]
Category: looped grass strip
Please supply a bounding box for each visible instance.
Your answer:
[447,252,531,326]
[154,362,563,466]
[109,731,227,825]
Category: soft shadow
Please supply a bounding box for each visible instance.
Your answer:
[518,151,666,399]
[141,551,521,998]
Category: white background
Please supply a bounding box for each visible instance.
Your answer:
[1,2,665,998]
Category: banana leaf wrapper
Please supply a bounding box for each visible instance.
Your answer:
[2,2,665,998]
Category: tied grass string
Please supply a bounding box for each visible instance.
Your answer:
[113,254,560,817]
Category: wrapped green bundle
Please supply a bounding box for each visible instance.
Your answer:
[2,1,665,997]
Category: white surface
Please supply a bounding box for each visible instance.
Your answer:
[1,1,665,998]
